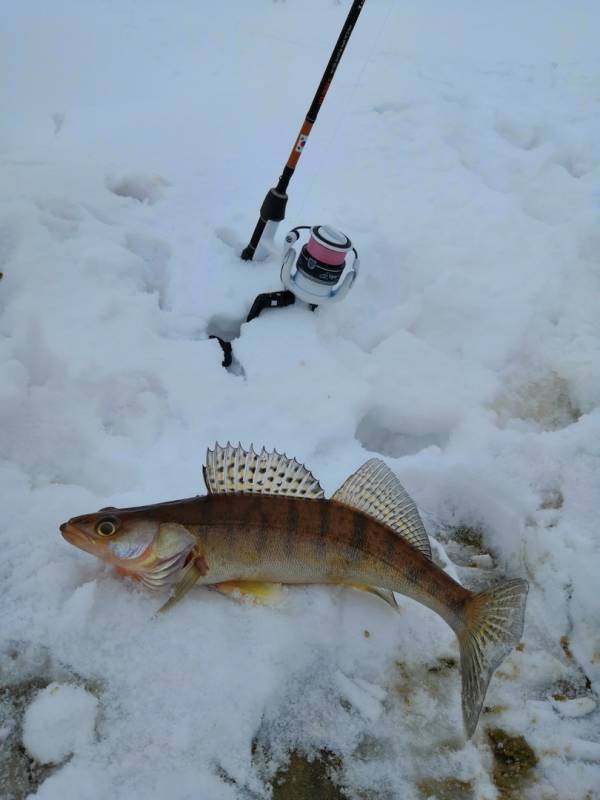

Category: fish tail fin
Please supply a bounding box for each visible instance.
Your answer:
[456,578,528,738]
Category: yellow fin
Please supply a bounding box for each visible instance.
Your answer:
[352,584,399,611]
[213,580,286,605]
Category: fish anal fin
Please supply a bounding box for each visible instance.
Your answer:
[213,580,286,605]
[203,443,324,499]
[351,584,399,611]
[333,459,432,559]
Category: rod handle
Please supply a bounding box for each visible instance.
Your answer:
[241,187,289,260]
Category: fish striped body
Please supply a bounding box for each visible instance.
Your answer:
[60,445,527,738]
[158,494,469,629]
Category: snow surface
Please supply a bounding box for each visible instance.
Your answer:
[22,683,98,766]
[1,0,600,798]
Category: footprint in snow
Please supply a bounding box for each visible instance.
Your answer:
[105,172,170,205]
[494,116,544,151]
[355,409,448,458]
[35,196,83,242]
[124,231,171,309]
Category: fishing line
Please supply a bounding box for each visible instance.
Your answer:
[296,0,396,221]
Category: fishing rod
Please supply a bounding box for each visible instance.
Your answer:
[241,0,367,262]
[212,1,368,369]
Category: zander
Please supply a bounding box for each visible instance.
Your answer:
[60,444,527,737]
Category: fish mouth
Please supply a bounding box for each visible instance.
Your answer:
[60,522,101,556]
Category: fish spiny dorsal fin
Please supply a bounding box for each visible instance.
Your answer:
[203,443,325,499]
[332,459,432,559]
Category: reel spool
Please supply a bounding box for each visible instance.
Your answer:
[281,225,359,305]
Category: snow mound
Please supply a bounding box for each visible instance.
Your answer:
[22,683,98,765]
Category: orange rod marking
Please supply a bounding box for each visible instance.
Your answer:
[287,120,314,169]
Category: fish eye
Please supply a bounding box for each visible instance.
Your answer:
[95,517,120,537]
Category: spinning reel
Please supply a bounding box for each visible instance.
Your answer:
[281,225,359,305]
[213,224,359,368]
[245,223,359,323]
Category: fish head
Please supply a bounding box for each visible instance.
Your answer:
[60,506,196,586]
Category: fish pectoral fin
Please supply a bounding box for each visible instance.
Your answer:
[212,580,286,605]
[351,584,399,611]
[156,558,204,614]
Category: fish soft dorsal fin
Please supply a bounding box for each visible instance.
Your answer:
[332,459,432,559]
[203,443,325,499]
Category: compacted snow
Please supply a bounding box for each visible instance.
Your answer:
[1,1,599,798]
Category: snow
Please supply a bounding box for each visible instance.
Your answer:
[1,0,600,798]
[22,684,98,766]
[550,695,598,719]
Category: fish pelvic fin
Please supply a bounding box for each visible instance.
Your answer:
[213,580,286,605]
[457,578,528,738]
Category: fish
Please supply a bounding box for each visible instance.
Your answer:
[60,443,528,737]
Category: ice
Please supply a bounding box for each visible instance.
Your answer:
[1,0,600,798]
